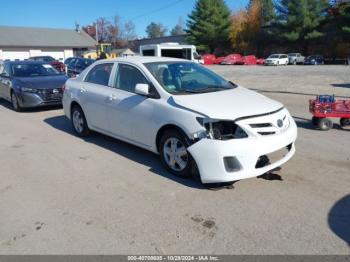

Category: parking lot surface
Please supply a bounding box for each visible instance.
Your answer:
[0,65,349,254]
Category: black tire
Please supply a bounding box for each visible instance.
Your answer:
[159,129,198,179]
[71,105,91,137]
[312,116,320,126]
[318,118,333,131]
[340,118,350,127]
[11,92,22,112]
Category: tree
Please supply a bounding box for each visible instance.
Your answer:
[186,0,231,53]
[229,10,249,53]
[276,0,329,52]
[229,0,276,55]
[146,22,168,38]
[170,17,185,36]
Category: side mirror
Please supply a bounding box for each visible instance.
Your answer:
[135,83,150,96]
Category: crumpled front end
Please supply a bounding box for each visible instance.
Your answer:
[187,108,297,184]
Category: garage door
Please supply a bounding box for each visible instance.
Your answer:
[41,51,65,61]
[2,50,30,60]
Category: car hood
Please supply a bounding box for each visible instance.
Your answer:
[14,75,68,89]
[170,86,283,120]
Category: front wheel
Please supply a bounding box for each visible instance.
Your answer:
[340,118,350,127]
[159,130,198,179]
[71,105,91,137]
[318,118,333,131]
[312,116,320,126]
[11,92,22,112]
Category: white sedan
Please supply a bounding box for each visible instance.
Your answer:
[265,54,289,66]
[63,57,297,184]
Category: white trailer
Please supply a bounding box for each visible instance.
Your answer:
[140,43,204,64]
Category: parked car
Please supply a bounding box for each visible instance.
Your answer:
[66,57,95,78]
[213,57,225,64]
[202,54,216,65]
[221,54,244,65]
[0,61,67,111]
[304,55,325,65]
[288,53,305,65]
[243,55,257,65]
[256,58,265,65]
[64,57,75,65]
[265,54,289,66]
[62,57,297,184]
[29,56,65,72]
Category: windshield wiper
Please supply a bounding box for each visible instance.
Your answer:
[184,86,230,94]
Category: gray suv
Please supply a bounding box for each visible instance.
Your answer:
[288,53,305,65]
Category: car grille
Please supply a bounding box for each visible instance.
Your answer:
[237,109,290,137]
[37,88,63,102]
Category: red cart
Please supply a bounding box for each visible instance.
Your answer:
[309,95,350,130]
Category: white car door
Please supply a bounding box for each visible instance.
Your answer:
[79,63,115,132]
[106,63,159,148]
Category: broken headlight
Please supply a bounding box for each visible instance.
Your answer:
[195,117,248,140]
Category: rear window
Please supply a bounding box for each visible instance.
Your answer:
[12,63,60,77]
[85,63,113,86]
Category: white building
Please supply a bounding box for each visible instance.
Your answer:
[0,26,96,61]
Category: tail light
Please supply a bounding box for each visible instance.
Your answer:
[62,84,66,92]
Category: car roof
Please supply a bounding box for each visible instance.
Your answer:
[4,60,47,65]
[95,56,189,64]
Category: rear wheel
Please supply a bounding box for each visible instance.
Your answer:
[318,118,333,131]
[11,92,22,112]
[340,118,350,127]
[71,105,91,137]
[312,116,320,126]
[159,130,198,179]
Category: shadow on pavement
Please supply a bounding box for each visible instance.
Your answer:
[251,89,350,99]
[293,116,350,132]
[332,84,350,89]
[328,194,350,247]
[44,115,236,190]
[0,98,62,112]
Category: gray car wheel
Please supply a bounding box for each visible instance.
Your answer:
[11,92,22,112]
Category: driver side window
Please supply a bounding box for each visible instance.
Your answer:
[115,64,148,93]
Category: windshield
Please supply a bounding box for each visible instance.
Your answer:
[144,62,236,95]
[269,55,280,59]
[12,63,60,77]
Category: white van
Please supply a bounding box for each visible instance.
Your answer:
[140,43,204,64]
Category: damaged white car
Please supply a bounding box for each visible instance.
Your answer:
[63,57,297,184]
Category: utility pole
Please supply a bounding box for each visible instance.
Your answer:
[95,23,99,43]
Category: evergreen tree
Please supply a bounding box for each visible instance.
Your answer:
[186,0,231,53]
[276,0,329,52]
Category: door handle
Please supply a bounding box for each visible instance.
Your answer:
[108,94,118,101]
[80,87,87,93]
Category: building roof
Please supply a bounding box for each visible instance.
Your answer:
[0,26,97,48]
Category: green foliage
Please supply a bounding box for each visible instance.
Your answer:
[170,18,185,36]
[248,0,276,26]
[186,0,231,53]
[146,22,168,38]
[276,0,329,43]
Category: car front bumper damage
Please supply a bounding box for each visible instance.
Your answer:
[187,112,297,184]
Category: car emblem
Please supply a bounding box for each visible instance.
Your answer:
[52,89,59,94]
[277,119,284,128]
